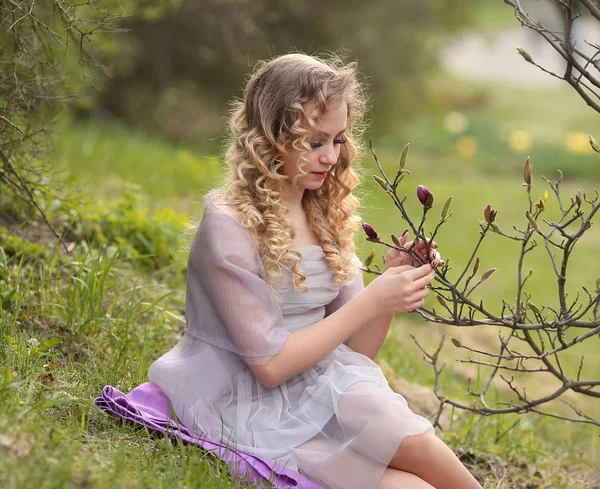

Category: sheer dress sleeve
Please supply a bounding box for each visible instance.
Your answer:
[184,202,290,365]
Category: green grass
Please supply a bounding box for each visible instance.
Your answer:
[2,74,600,488]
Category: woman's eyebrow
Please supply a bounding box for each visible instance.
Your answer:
[317,127,347,137]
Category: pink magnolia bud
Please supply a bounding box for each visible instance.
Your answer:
[362,222,378,240]
[417,185,429,205]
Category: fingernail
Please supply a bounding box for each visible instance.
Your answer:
[432,260,438,267]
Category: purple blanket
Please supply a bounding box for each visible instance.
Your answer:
[94,383,322,489]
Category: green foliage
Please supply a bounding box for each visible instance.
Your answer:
[56,182,187,269]
[0,239,245,488]
[0,227,46,261]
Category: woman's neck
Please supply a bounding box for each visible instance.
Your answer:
[279,183,305,214]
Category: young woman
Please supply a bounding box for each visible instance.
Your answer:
[148,52,483,489]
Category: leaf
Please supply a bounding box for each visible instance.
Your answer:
[441,196,453,221]
[40,338,61,352]
[373,175,388,191]
[589,134,600,153]
[1,287,17,310]
[480,268,496,282]
[398,143,410,171]
[472,257,480,275]
[40,372,54,384]
[43,361,62,371]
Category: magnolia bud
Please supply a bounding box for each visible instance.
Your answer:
[535,198,545,211]
[480,268,496,282]
[523,156,532,186]
[526,210,539,232]
[417,185,429,205]
[516,46,534,63]
[373,175,388,191]
[362,222,378,240]
[424,191,435,209]
[365,249,376,267]
[483,204,497,224]
[589,134,600,153]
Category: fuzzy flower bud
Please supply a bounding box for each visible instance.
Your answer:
[523,157,532,186]
[516,46,534,64]
[362,222,378,240]
[589,134,600,153]
[483,204,497,224]
[417,185,429,205]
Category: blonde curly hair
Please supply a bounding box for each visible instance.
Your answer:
[215,52,368,292]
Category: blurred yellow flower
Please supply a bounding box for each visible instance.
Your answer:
[509,130,532,152]
[444,111,469,134]
[456,136,477,157]
[565,132,594,154]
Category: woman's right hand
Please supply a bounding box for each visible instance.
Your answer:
[366,263,435,315]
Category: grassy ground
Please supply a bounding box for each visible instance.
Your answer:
[1,76,599,488]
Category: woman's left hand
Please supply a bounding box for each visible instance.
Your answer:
[383,231,443,272]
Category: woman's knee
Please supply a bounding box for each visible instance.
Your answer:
[390,431,439,472]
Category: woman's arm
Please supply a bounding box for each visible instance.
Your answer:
[345,311,395,360]
[250,264,434,388]
[249,287,379,388]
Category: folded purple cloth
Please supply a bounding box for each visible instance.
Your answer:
[94,383,322,489]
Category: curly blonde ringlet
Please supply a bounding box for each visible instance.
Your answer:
[216,51,368,293]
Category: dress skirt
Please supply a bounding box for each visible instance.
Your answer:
[149,333,434,489]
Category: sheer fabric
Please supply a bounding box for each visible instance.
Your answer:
[148,190,433,489]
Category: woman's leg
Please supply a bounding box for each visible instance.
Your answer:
[389,431,482,489]
[335,382,483,489]
[376,467,436,489]
[295,433,436,489]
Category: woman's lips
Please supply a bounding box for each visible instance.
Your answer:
[312,171,328,179]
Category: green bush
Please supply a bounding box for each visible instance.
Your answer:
[61,182,186,269]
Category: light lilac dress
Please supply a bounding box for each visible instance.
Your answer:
[148,190,433,489]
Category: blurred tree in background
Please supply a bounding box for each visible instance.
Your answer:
[0,0,125,231]
[95,0,478,141]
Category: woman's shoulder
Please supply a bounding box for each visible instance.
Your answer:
[202,189,261,252]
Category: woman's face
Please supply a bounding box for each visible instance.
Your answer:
[280,100,348,197]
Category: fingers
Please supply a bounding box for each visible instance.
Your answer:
[413,269,435,289]
[404,263,434,280]
[406,298,425,312]
[400,230,409,247]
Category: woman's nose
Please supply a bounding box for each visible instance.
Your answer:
[320,144,338,166]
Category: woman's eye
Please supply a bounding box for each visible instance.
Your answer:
[310,138,346,149]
